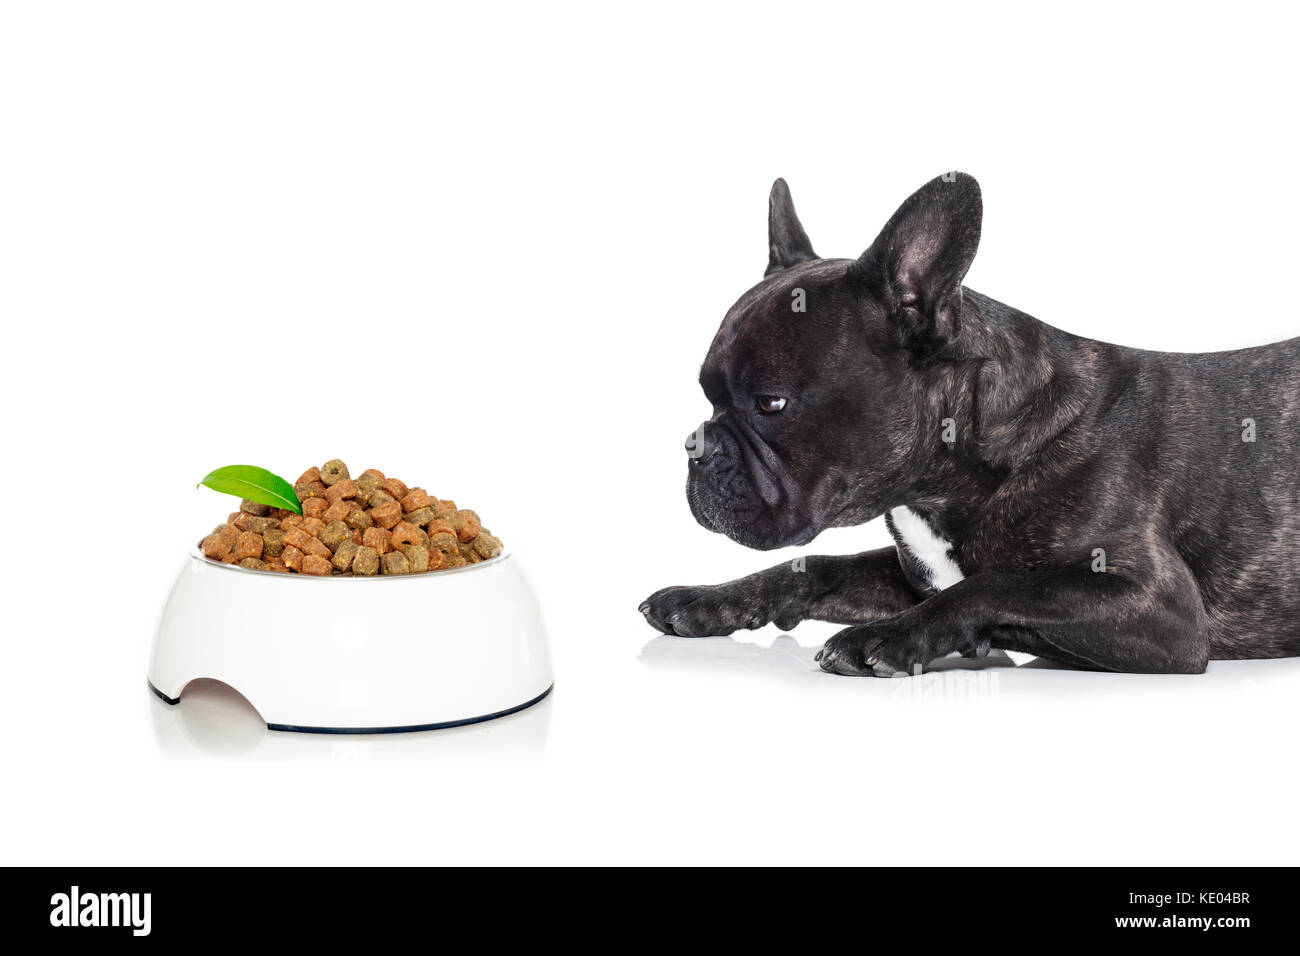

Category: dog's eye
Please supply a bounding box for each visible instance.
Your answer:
[756,395,788,414]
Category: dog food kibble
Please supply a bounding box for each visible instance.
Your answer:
[233,531,263,562]
[320,459,350,486]
[381,551,411,575]
[352,545,380,576]
[389,522,425,550]
[299,516,326,537]
[301,554,332,576]
[324,479,356,504]
[199,460,503,575]
[319,520,351,551]
[263,529,285,556]
[333,539,359,573]
[361,526,389,554]
[370,499,402,530]
[457,509,481,542]
[403,545,430,573]
[282,545,304,571]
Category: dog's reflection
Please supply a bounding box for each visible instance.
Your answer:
[639,633,1042,702]
[640,633,1022,673]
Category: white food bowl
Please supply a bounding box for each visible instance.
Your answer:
[148,549,553,733]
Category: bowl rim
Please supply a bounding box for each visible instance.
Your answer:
[188,545,510,581]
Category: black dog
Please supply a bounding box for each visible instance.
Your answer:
[640,172,1300,676]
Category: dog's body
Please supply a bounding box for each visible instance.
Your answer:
[640,173,1300,676]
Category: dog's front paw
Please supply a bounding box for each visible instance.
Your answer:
[639,584,770,637]
[815,623,924,677]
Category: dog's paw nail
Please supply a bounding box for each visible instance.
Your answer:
[638,603,651,616]
[865,655,878,666]
[666,612,681,626]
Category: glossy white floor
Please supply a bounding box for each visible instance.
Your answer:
[137,615,1300,865]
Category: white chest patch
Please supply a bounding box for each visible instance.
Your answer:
[888,506,965,591]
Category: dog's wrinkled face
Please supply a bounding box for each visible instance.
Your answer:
[685,174,983,550]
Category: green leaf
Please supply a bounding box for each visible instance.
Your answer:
[197,465,303,515]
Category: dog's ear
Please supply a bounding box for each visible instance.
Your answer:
[766,178,818,275]
[851,172,982,352]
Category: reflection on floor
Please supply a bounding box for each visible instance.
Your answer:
[637,632,1299,702]
[150,678,552,760]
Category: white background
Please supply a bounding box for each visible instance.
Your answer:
[3,1,1299,865]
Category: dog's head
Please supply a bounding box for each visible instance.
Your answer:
[685,172,983,549]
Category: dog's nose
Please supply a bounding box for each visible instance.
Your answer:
[685,425,711,465]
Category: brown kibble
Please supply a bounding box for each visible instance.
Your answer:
[233,531,264,561]
[320,459,351,486]
[304,536,331,559]
[474,533,503,559]
[322,498,352,524]
[361,526,390,554]
[201,462,501,575]
[332,539,359,572]
[352,473,379,507]
[201,533,232,559]
[428,531,459,555]
[294,480,327,500]
[263,528,285,556]
[352,546,380,575]
[283,528,329,559]
[345,509,373,530]
[400,488,430,513]
[299,516,326,537]
[404,506,434,528]
[301,554,332,576]
[324,478,356,503]
[381,551,411,575]
[389,521,427,550]
[380,477,409,500]
[457,509,481,542]
[403,545,430,572]
[425,517,456,537]
[319,520,351,551]
[370,500,402,530]
[282,545,304,571]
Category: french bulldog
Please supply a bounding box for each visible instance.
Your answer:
[639,172,1300,676]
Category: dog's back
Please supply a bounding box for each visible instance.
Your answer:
[1116,337,1300,657]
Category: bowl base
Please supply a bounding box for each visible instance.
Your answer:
[147,679,553,735]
